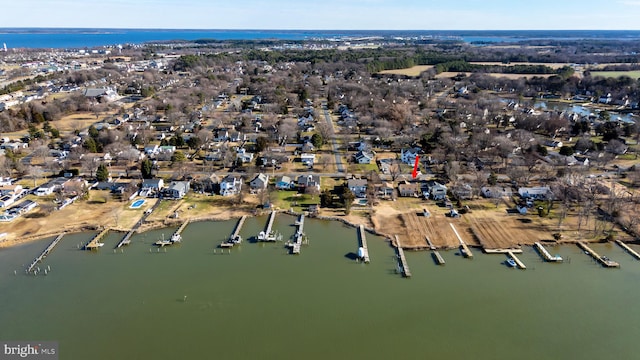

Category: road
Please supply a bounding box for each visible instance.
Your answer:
[321,102,345,173]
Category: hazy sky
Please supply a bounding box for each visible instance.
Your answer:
[4,0,640,30]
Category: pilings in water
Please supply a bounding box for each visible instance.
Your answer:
[357,225,370,263]
[578,242,620,268]
[426,237,444,265]
[507,251,527,269]
[85,228,109,250]
[615,240,640,260]
[27,233,65,273]
[534,242,563,262]
[450,223,472,258]
[394,235,411,277]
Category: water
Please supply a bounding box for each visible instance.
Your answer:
[1,216,640,359]
[2,29,640,49]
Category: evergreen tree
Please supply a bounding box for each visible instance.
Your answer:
[140,158,153,179]
[96,163,109,182]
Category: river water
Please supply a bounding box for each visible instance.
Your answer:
[1,215,639,359]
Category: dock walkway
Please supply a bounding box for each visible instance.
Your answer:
[85,229,109,250]
[426,237,444,265]
[394,235,411,277]
[578,242,620,268]
[450,223,473,258]
[615,240,640,260]
[534,242,563,262]
[357,225,370,263]
[27,233,65,273]
[116,199,161,248]
[507,251,527,269]
[221,215,247,248]
[258,210,278,242]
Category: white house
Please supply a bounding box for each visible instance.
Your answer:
[400,147,421,165]
[518,186,553,200]
[249,173,269,193]
[300,153,316,167]
[347,179,368,198]
[236,148,254,163]
[354,151,374,164]
[220,175,242,197]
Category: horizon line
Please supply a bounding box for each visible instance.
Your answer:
[1,27,640,32]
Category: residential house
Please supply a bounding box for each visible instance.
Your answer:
[35,178,69,196]
[400,147,421,165]
[300,153,316,167]
[297,175,320,192]
[301,141,315,153]
[141,178,164,191]
[481,186,513,198]
[375,182,395,199]
[275,175,295,190]
[518,186,553,200]
[347,179,368,198]
[163,181,190,199]
[452,183,473,200]
[424,181,447,200]
[0,195,15,208]
[236,148,254,163]
[398,182,421,197]
[144,144,160,156]
[220,175,242,197]
[249,173,269,193]
[354,150,374,164]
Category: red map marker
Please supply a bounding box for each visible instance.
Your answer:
[412,155,420,179]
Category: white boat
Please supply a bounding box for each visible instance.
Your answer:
[257,231,266,241]
[171,233,182,243]
[506,258,517,268]
[96,242,104,248]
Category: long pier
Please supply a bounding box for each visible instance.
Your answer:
[394,235,411,277]
[85,228,109,250]
[507,251,527,269]
[450,223,473,258]
[117,230,135,248]
[534,242,563,262]
[258,210,278,241]
[615,240,640,260]
[426,237,444,265]
[230,215,247,243]
[290,214,305,254]
[117,199,161,249]
[27,233,65,273]
[357,225,370,263]
[578,242,620,268]
[173,219,190,238]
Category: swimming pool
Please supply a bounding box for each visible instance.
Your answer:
[130,199,146,209]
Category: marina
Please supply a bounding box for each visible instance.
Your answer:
[578,242,620,268]
[394,235,411,277]
[357,225,370,263]
[84,228,109,250]
[451,223,473,258]
[26,233,65,273]
[614,240,640,260]
[534,242,563,262]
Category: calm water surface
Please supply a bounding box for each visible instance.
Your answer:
[1,215,639,359]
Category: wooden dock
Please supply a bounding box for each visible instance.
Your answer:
[220,215,247,248]
[173,219,190,238]
[357,225,370,263]
[578,242,620,268]
[85,229,109,250]
[117,230,135,248]
[288,214,305,254]
[116,198,160,249]
[258,210,278,242]
[507,251,526,269]
[426,237,444,265]
[534,242,563,262]
[27,233,65,273]
[615,240,640,260]
[394,235,411,277]
[450,223,473,258]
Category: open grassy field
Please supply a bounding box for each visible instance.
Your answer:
[378,65,433,77]
[589,71,640,79]
[435,72,555,79]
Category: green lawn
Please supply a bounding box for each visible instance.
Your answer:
[590,71,640,79]
[271,190,319,212]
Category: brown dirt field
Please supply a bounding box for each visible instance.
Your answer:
[379,65,434,77]
[466,214,548,249]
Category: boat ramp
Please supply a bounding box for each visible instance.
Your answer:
[450,223,473,258]
[220,215,247,248]
[534,242,563,262]
[84,229,109,250]
[394,235,411,277]
[615,240,640,260]
[426,237,444,265]
[257,210,280,242]
[286,214,305,254]
[357,225,370,263]
[27,233,65,273]
[578,242,620,268]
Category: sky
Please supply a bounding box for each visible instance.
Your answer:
[4,0,640,30]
